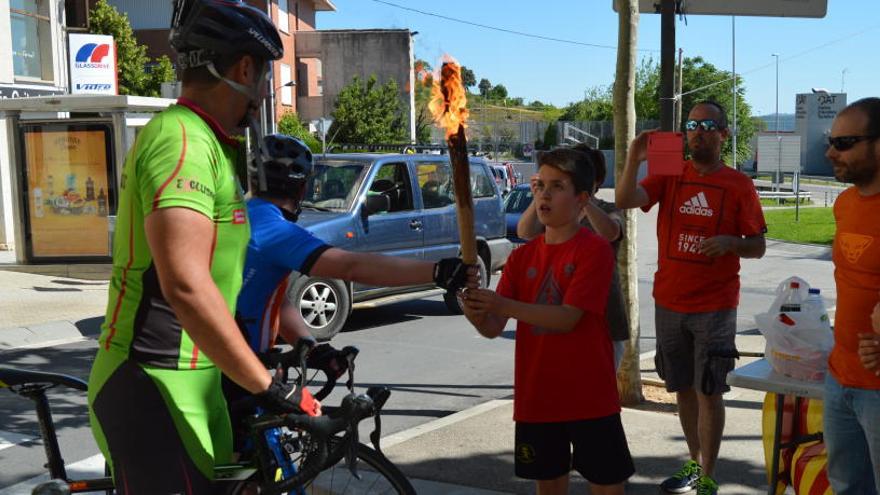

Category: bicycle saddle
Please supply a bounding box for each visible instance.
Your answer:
[0,366,87,391]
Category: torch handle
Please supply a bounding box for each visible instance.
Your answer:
[449,125,478,266]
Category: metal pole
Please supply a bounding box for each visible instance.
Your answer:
[674,48,683,129]
[732,16,737,169]
[773,53,781,190]
[660,0,676,131]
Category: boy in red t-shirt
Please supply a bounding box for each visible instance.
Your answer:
[463,148,634,495]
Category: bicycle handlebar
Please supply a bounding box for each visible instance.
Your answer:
[247,387,386,495]
[259,342,360,401]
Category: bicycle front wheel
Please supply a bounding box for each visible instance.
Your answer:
[304,442,415,495]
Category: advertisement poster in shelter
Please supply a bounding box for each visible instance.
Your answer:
[21,123,114,259]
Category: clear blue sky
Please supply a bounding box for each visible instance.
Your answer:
[317,1,880,116]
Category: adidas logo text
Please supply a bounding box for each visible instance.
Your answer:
[679,192,714,217]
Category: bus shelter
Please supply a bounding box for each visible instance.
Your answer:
[0,95,173,264]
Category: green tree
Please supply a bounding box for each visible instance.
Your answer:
[412,59,435,144]
[488,84,508,101]
[461,66,476,89]
[148,56,176,96]
[328,75,408,144]
[88,0,174,96]
[634,56,660,120]
[560,86,614,121]
[543,122,558,148]
[277,112,322,152]
[478,78,492,98]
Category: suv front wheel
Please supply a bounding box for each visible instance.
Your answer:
[443,254,489,314]
[287,276,352,341]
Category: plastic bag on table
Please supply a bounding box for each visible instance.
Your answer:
[755,277,834,382]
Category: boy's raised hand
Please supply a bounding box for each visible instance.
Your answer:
[529,173,540,196]
[462,288,507,316]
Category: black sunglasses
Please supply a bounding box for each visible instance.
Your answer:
[827,135,879,151]
[685,119,721,132]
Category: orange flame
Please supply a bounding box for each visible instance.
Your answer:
[428,56,469,139]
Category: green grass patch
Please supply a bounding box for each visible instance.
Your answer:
[763,207,834,245]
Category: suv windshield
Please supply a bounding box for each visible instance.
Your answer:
[504,187,533,214]
[301,160,368,211]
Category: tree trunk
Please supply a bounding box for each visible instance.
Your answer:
[613,0,644,406]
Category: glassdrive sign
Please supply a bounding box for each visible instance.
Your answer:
[68,33,118,95]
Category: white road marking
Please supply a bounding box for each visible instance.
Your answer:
[0,431,35,452]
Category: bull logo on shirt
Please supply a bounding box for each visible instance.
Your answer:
[838,233,873,264]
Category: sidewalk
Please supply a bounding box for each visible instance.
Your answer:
[380,333,774,494]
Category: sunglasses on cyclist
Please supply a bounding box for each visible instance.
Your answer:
[827,135,879,151]
[685,119,721,132]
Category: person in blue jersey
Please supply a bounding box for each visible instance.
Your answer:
[225,134,473,447]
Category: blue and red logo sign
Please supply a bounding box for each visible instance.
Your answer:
[74,43,111,68]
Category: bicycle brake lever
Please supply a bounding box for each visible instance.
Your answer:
[345,354,356,393]
[346,425,361,480]
[370,413,383,455]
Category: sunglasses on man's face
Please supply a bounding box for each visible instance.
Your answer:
[827,135,879,151]
[685,119,721,132]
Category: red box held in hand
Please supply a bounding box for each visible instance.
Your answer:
[647,132,684,175]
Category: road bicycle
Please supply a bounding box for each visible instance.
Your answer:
[0,341,415,494]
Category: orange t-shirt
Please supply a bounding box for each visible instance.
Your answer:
[640,161,766,313]
[831,187,880,389]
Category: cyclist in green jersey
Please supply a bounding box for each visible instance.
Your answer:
[87,2,314,493]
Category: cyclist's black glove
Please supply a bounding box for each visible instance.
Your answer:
[256,374,320,417]
[434,257,470,292]
[306,344,349,379]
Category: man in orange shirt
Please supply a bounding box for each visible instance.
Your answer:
[616,101,766,495]
[825,97,880,494]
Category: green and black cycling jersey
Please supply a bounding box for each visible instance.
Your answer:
[95,98,250,370]
[88,99,250,486]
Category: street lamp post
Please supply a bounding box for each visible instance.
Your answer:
[772,53,781,190]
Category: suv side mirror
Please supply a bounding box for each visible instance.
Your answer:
[363,193,390,216]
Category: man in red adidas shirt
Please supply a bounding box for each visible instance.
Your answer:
[616,101,766,494]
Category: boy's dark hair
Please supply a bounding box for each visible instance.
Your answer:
[571,143,607,191]
[536,148,595,194]
[693,99,729,129]
[842,97,880,137]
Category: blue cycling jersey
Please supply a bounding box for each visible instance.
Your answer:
[236,198,330,352]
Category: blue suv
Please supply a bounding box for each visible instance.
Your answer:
[289,153,512,340]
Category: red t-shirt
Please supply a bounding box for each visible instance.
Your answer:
[831,187,880,389]
[497,228,620,422]
[640,161,766,312]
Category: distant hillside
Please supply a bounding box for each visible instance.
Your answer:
[757,113,796,132]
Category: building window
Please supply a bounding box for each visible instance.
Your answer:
[280,63,292,106]
[277,0,289,33]
[10,0,54,81]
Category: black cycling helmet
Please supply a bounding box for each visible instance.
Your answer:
[170,0,283,68]
[251,134,314,199]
